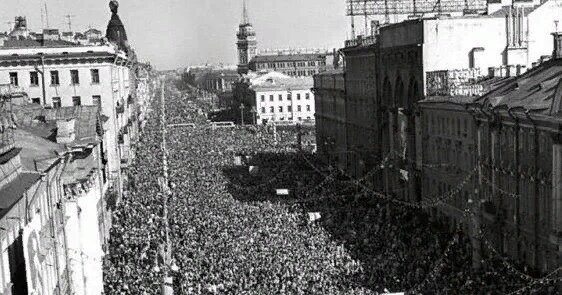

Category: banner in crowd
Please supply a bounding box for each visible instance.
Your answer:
[276,189,289,196]
[23,215,46,295]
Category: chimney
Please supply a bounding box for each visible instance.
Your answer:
[552,32,562,59]
[56,118,76,144]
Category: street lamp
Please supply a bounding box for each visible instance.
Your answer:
[250,106,257,125]
[239,103,246,126]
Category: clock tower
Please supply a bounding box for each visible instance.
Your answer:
[237,0,257,75]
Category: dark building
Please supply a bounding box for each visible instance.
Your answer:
[340,36,379,179]
[313,69,346,170]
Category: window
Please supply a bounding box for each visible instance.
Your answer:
[278,94,282,101]
[305,93,310,100]
[50,71,60,85]
[9,72,18,86]
[269,95,274,102]
[287,94,292,100]
[297,105,301,112]
[72,96,81,106]
[52,97,61,108]
[92,95,101,107]
[297,93,301,100]
[306,105,311,111]
[31,97,41,104]
[287,106,292,112]
[261,95,265,102]
[30,72,39,86]
[70,70,80,85]
[270,106,274,113]
[261,107,266,113]
[91,69,100,84]
[278,106,283,113]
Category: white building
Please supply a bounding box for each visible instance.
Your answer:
[0,43,136,198]
[246,72,315,125]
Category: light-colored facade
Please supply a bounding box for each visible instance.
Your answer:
[245,72,315,125]
[0,44,136,198]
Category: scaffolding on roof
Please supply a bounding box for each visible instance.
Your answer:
[345,0,487,17]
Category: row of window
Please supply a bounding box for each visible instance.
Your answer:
[9,69,100,87]
[30,95,102,108]
[285,70,317,76]
[258,61,327,69]
[262,116,311,123]
[261,105,311,113]
[260,93,310,102]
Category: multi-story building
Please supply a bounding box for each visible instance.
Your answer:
[340,37,379,179]
[417,33,562,273]
[312,69,347,170]
[0,42,137,200]
[238,72,315,125]
[315,0,562,275]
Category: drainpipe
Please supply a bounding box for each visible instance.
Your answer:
[57,152,73,293]
[525,110,541,268]
[34,56,48,106]
[45,159,63,295]
[507,107,521,258]
[41,56,47,105]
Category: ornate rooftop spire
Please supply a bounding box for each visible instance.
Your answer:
[242,0,250,25]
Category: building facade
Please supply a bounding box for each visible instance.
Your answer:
[249,53,328,77]
[312,69,347,170]
[238,72,315,125]
[314,0,562,275]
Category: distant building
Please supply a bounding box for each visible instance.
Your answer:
[236,0,257,75]
[249,53,328,77]
[238,71,315,125]
[235,1,331,77]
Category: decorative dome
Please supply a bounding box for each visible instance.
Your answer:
[106,0,129,52]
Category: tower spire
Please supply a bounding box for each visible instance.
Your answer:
[242,0,250,25]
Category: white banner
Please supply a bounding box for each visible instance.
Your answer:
[276,189,289,196]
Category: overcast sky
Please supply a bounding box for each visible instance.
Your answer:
[1,0,349,70]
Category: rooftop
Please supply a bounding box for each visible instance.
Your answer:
[0,172,41,218]
[475,58,562,115]
[2,39,77,48]
[251,53,326,63]
[248,71,313,91]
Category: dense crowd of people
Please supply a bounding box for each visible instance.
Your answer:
[103,80,557,294]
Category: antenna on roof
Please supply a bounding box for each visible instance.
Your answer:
[65,14,75,31]
[44,1,50,28]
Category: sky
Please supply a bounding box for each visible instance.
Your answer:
[1,0,349,70]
